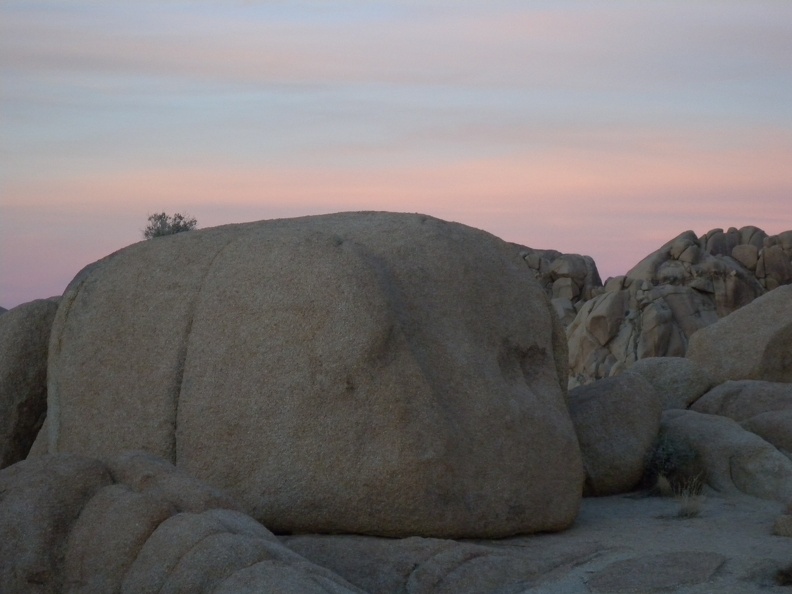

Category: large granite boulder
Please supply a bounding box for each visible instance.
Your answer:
[568,373,662,495]
[0,453,363,594]
[686,284,792,383]
[0,298,60,468]
[45,212,583,538]
[567,227,792,387]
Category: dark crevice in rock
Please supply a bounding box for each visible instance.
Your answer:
[47,272,94,454]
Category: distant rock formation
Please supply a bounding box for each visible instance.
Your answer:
[566,227,792,387]
[516,247,603,326]
[43,212,583,538]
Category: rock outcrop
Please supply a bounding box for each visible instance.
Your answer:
[686,284,792,383]
[45,212,583,538]
[0,453,362,594]
[0,298,60,468]
[567,227,792,387]
[568,373,661,495]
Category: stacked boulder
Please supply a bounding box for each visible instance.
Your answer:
[567,227,792,387]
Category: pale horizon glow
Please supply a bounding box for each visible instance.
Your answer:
[2,1,791,308]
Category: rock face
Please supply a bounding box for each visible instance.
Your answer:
[45,212,583,538]
[686,284,792,383]
[568,373,662,495]
[0,453,362,594]
[567,227,792,387]
[0,298,60,468]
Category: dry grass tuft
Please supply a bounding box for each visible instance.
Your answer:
[675,482,704,519]
[656,473,704,519]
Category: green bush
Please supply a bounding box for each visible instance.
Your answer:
[143,212,197,239]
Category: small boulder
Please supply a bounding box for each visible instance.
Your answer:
[659,410,792,503]
[686,285,792,383]
[0,298,60,468]
[568,373,662,495]
[627,357,715,410]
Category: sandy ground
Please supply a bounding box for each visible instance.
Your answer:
[487,491,791,593]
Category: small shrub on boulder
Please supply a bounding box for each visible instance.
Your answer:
[142,212,197,239]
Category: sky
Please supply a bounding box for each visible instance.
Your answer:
[2,1,791,309]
